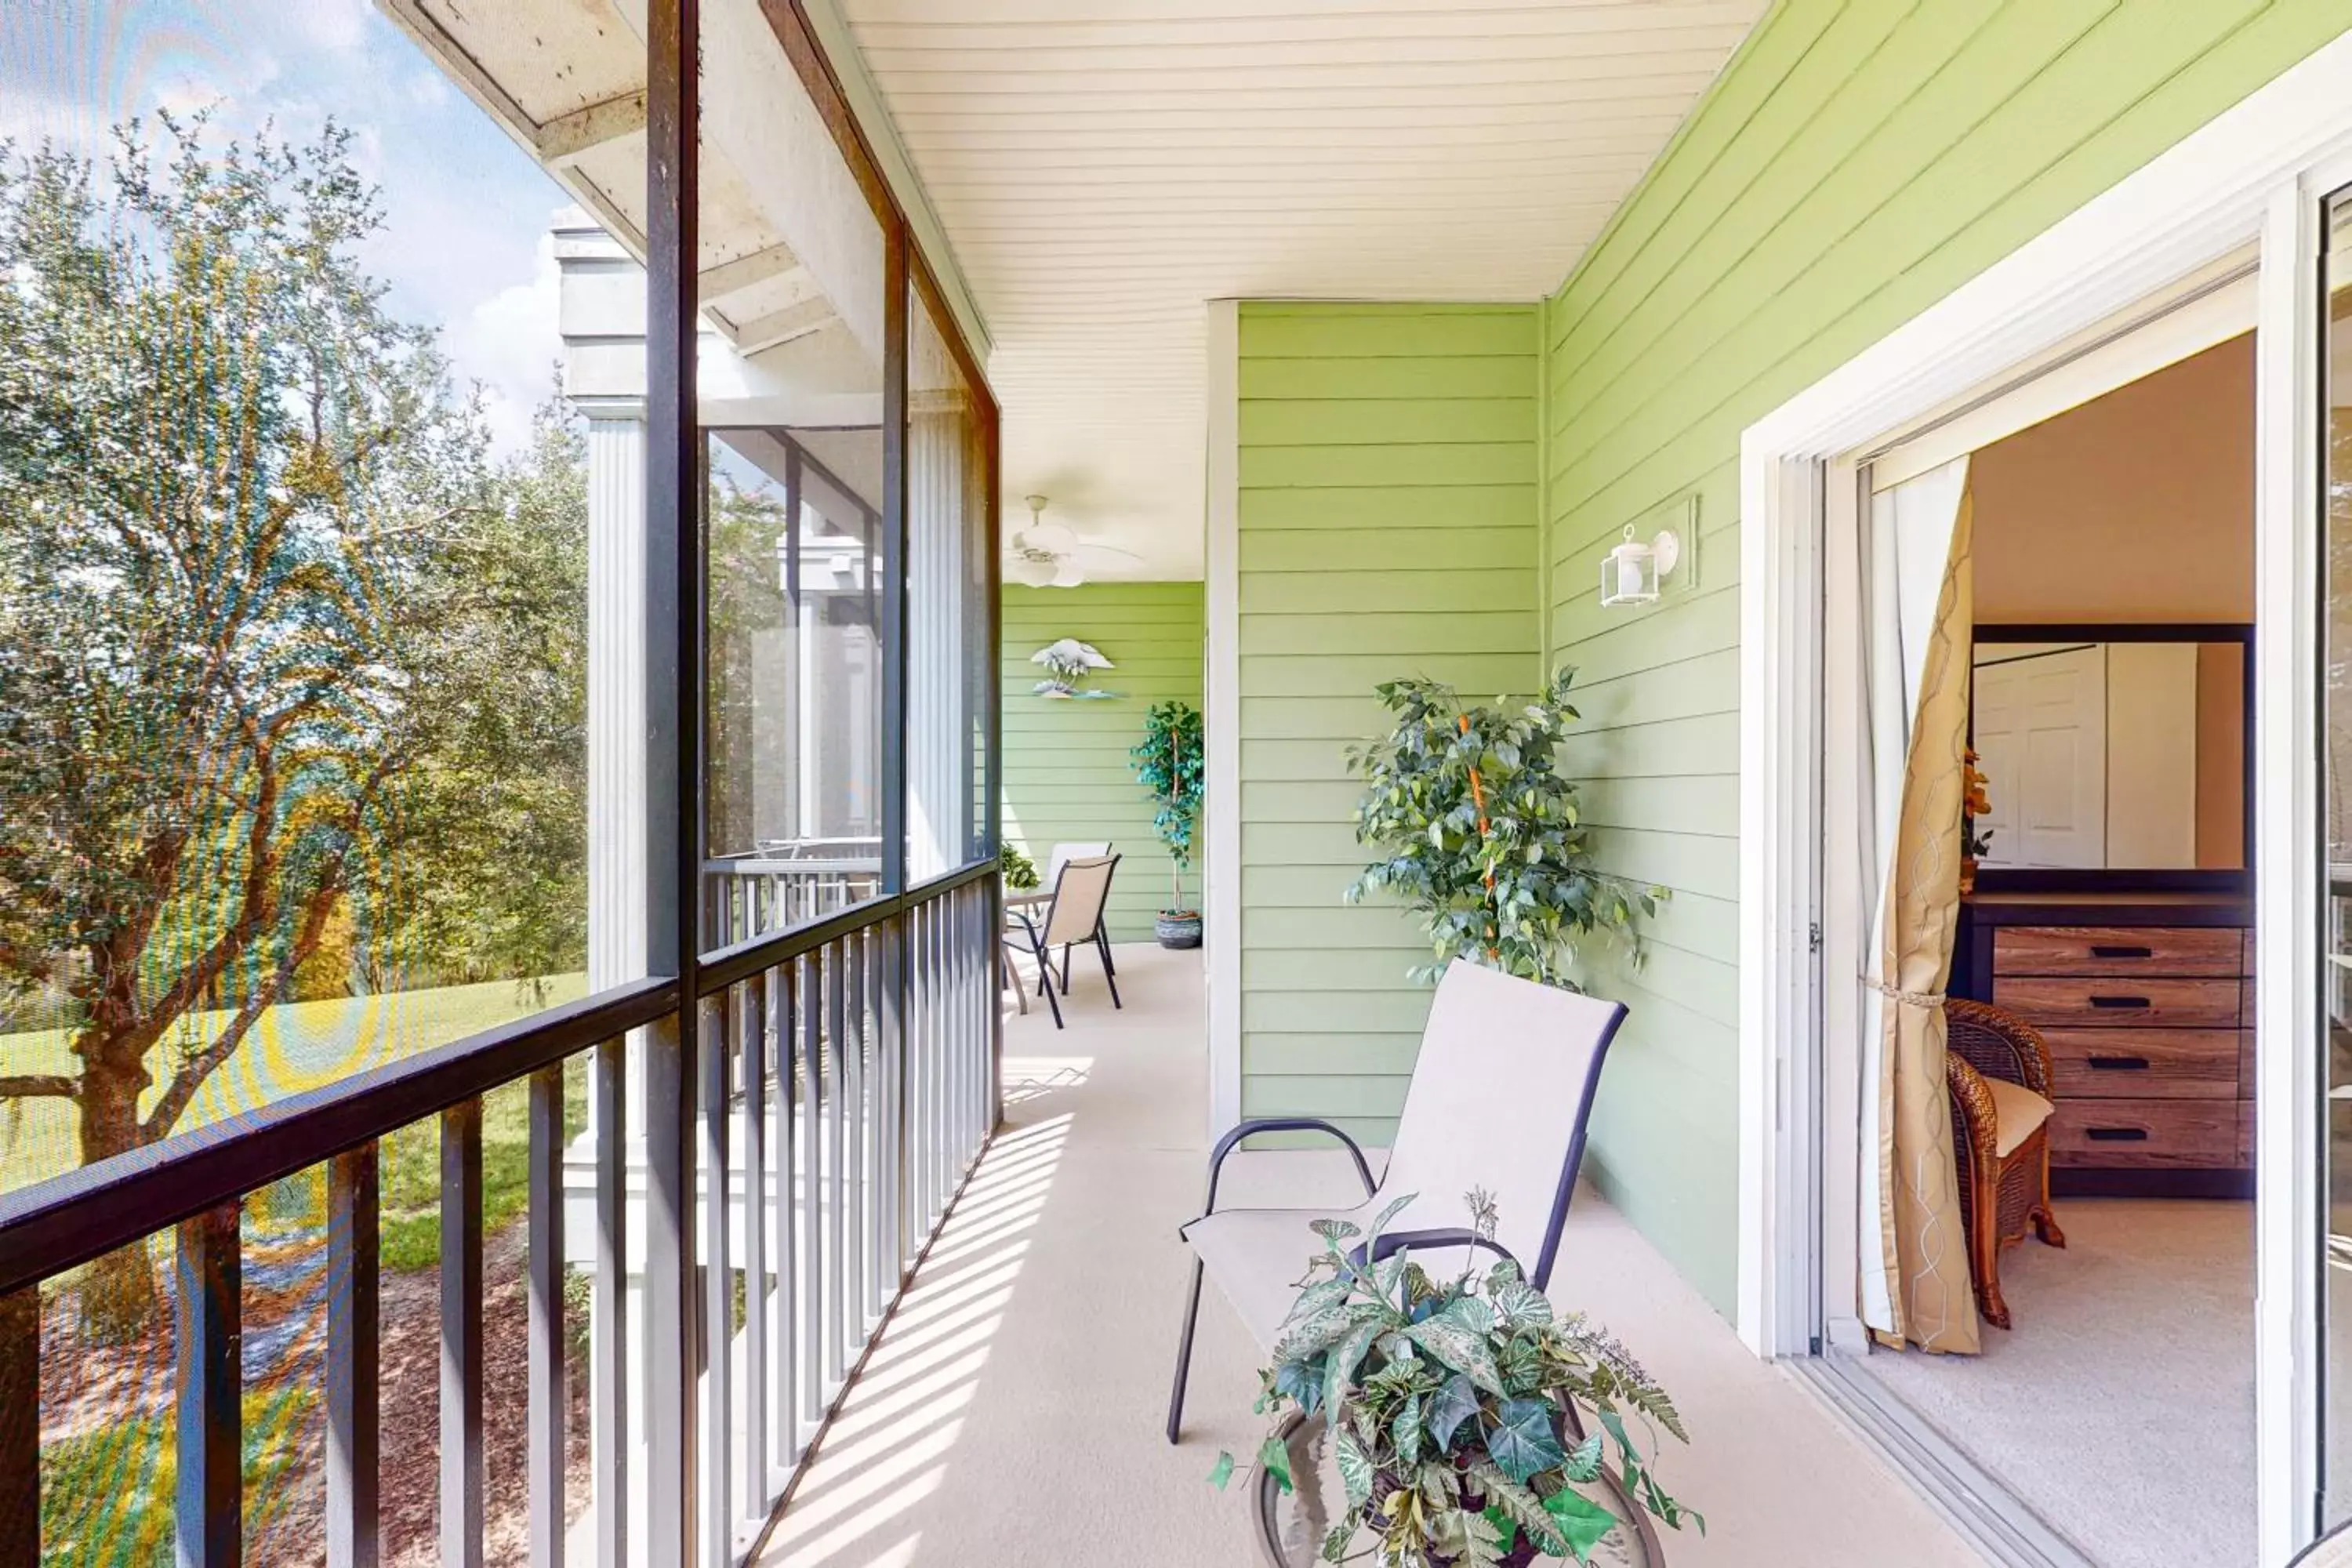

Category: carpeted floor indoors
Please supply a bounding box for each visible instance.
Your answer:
[755,943,1977,1568]
[1859,1196,2254,1566]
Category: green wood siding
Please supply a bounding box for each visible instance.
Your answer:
[1542,0,2352,1316]
[1000,583,1203,942]
[1236,303,1541,1145]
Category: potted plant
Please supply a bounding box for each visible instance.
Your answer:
[1345,669,1657,986]
[1961,748,1993,895]
[1000,840,1041,892]
[1132,699,1204,948]
[1215,1192,1699,1566]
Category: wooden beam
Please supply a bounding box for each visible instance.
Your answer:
[699,242,802,303]
[539,90,649,169]
[736,296,837,357]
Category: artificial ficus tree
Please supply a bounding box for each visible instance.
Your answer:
[1345,669,1657,989]
[1131,699,1204,914]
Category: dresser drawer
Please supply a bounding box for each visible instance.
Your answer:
[1991,975,2241,1029]
[2040,1029,2242,1099]
[2048,1098,2249,1169]
[1992,925,2244,977]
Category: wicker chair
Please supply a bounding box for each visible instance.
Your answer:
[1944,997,2067,1330]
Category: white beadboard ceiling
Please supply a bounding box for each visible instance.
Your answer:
[841,0,1767,579]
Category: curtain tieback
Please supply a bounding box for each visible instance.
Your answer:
[1864,977,1946,1007]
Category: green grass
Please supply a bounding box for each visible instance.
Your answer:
[376,1056,589,1272]
[0,974,589,1200]
[39,1388,310,1566]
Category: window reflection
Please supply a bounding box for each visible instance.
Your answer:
[706,428,885,945]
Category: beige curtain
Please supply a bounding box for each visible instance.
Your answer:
[1860,466,1980,1356]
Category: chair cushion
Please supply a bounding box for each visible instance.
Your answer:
[1985,1076,2056,1160]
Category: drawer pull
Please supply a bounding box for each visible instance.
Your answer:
[2085,1054,2151,1071]
[2089,944,2154,960]
[2085,1127,2151,1142]
[2089,996,2151,1010]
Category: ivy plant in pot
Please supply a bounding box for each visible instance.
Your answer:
[1345,669,1658,987]
[1131,699,1204,948]
[1215,1192,1698,1566]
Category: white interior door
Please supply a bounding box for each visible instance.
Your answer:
[1973,644,2107,866]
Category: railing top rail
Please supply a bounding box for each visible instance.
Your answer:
[695,855,996,994]
[0,975,676,1298]
[706,858,884,876]
[0,856,999,1298]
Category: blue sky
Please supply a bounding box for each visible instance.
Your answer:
[1,0,572,452]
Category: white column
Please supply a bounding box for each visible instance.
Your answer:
[581,399,653,1556]
[906,403,966,880]
[585,404,652,1113]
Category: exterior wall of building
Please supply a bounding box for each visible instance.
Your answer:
[1540,0,2352,1315]
[1233,303,1542,1142]
[1001,582,1205,942]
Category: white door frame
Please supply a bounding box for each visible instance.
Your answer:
[1737,28,2352,1565]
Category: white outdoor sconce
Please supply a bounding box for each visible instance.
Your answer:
[1599,522,1680,607]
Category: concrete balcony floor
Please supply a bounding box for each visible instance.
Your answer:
[757,943,1978,1567]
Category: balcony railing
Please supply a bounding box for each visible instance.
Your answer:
[0,858,1001,1566]
[705,840,886,949]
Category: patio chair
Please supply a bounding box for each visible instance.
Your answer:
[2292,1519,2352,1565]
[1165,959,1627,1443]
[1042,840,1116,980]
[1944,997,2064,1330]
[1004,852,1122,1030]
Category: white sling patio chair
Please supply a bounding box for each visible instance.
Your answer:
[1004,852,1122,1030]
[1164,958,1628,1442]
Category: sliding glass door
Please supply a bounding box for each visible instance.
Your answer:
[2322,183,2352,1535]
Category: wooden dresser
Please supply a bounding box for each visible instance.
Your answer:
[1954,891,2252,1196]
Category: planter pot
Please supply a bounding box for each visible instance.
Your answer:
[1156,910,1203,949]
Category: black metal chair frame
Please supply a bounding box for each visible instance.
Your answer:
[1164,994,1625,1446]
[1004,852,1123,1030]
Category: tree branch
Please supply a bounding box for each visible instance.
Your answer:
[0,1076,77,1101]
[143,863,342,1143]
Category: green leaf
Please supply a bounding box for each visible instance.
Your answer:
[1259,1435,1294,1496]
[1275,1300,1385,1366]
[1490,1277,1553,1329]
[1472,1461,1571,1559]
[1482,1504,1518,1555]
[1273,1356,1325,1416]
[1561,1430,1605,1483]
[1323,1319,1384,1423]
[1319,1524,1352,1563]
[1207,1450,1235,1490]
[1486,1398,1569,1484]
[1403,1320,1505,1397]
[1595,1406,1640,1468]
[1425,1371,1483,1451]
[1541,1485,1621,1564]
[1394,1391,1424,1471]
[1334,1426,1374,1508]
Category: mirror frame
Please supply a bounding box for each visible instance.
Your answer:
[1969,620,2255,894]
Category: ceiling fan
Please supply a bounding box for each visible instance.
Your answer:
[1005,494,1139,589]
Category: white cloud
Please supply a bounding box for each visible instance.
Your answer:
[443,227,567,456]
[286,0,372,54]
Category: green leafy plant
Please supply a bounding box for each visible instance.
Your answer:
[1000,840,1041,892]
[1346,670,1658,988]
[1131,700,1204,915]
[1214,1193,1699,1566]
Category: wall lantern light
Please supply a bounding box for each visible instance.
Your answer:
[1599,522,1681,607]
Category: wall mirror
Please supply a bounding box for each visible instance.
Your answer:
[1968,622,2251,884]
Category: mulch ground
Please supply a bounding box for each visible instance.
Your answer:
[39,1221,592,1565]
